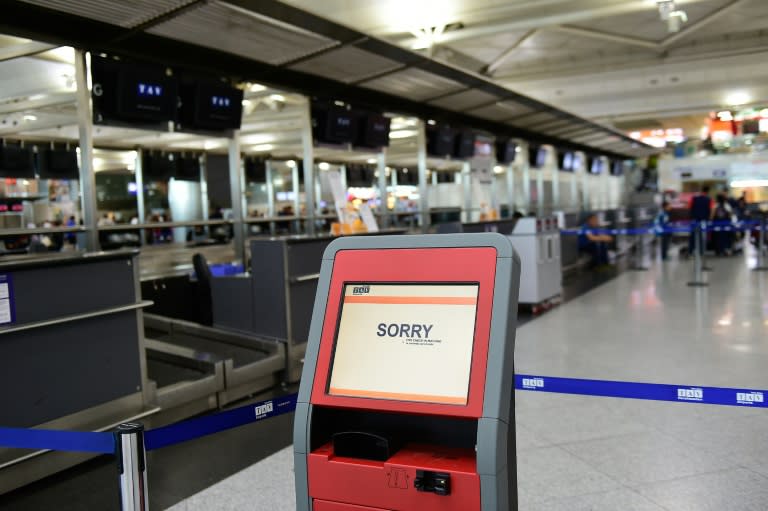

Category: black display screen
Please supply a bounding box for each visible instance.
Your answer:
[192,83,243,130]
[39,148,79,179]
[453,131,476,159]
[0,145,35,178]
[245,158,267,183]
[326,108,356,143]
[558,151,574,171]
[528,146,546,168]
[590,157,604,174]
[142,152,177,180]
[117,67,177,122]
[357,114,390,148]
[427,126,455,157]
[176,156,201,181]
[495,139,517,164]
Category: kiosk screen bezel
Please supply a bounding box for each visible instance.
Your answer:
[309,247,497,418]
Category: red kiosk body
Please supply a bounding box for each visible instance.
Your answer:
[294,234,520,511]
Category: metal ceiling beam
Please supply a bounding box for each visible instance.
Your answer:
[0,0,652,159]
[0,40,57,62]
[551,25,659,50]
[114,0,208,42]
[660,0,746,48]
[0,93,76,114]
[483,29,538,76]
[396,0,711,46]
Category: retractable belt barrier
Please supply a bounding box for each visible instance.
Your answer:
[560,219,762,237]
[1,374,764,456]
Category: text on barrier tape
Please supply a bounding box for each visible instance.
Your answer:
[515,374,767,407]
[144,394,297,451]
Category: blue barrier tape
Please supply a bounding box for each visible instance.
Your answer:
[144,394,297,451]
[515,374,767,408]
[561,220,762,237]
[3,373,768,454]
[0,427,114,454]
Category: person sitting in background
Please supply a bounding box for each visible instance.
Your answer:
[579,213,613,268]
[712,193,734,256]
[654,201,671,260]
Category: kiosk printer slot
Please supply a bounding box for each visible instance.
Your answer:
[294,233,521,511]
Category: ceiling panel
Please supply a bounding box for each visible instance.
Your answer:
[428,88,499,110]
[360,67,465,101]
[570,0,730,42]
[148,2,337,66]
[467,103,517,121]
[21,0,189,28]
[289,46,402,83]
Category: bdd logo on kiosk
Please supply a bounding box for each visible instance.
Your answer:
[352,285,370,295]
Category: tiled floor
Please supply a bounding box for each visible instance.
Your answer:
[171,250,768,510]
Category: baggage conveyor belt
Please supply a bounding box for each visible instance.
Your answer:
[144,314,286,412]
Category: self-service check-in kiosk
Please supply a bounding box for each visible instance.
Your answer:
[294,233,521,511]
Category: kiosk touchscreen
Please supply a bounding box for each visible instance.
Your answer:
[294,234,520,511]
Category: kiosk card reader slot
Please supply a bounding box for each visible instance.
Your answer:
[294,234,521,511]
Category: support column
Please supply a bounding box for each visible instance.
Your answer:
[301,103,316,235]
[200,153,209,221]
[536,162,544,216]
[377,151,389,228]
[228,132,246,264]
[291,161,301,233]
[462,161,472,223]
[552,152,560,211]
[133,149,145,246]
[506,164,515,217]
[416,119,429,228]
[265,160,276,235]
[74,49,98,252]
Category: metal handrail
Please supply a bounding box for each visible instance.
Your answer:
[0,300,153,335]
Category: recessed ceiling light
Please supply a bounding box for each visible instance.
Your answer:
[22,114,37,121]
[725,91,750,106]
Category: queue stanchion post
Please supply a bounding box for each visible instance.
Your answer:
[701,221,714,272]
[755,216,768,271]
[115,422,149,511]
[630,228,649,271]
[688,221,708,287]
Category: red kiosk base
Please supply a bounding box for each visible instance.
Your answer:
[294,234,520,511]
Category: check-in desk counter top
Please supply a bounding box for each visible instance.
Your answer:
[460,218,519,235]
[211,230,406,382]
[0,249,155,494]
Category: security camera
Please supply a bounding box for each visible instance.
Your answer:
[667,10,688,33]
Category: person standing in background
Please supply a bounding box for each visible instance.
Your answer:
[655,202,671,260]
[687,185,712,256]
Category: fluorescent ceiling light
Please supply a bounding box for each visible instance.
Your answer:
[725,91,751,107]
[269,94,286,102]
[730,179,768,188]
[22,114,37,121]
[251,144,273,152]
[389,129,417,139]
[286,160,296,168]
[367,158,377,164]
[249,83,267,92]
[318,162,330,170]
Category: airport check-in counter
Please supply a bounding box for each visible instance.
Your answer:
[143,314,284,409]
[506,217,562,305]
[212,232,406,382]
[0,250,155,494]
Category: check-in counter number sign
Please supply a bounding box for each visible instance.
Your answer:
[0,274,14,324]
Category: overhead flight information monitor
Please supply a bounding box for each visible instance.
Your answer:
[294,234,521,511]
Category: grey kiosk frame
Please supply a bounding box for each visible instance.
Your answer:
[294,233,521,511]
